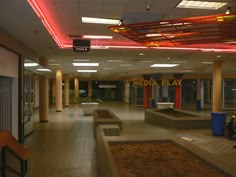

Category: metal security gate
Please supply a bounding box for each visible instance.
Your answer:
[0,76,12,131]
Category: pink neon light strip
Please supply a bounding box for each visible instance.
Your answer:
[28,0,67,48]
[27,0,236,53]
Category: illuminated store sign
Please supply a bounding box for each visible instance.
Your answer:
[133,79,182,87]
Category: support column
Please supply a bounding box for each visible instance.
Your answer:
[143,75,151,109]
[196,78,201,110]
[56,69,62,112]
[64,74,70,107]
[74,78,79,104]
[173,74,184,110]
[52,79,56,104]
[213,60,222,112]
[88,80,92,99]
[39,56,49,122]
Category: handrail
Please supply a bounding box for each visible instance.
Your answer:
[0,130,29,160]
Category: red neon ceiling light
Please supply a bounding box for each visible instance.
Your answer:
[28,0,236,52]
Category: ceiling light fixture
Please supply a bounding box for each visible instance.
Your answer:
[226,6,231,14]
[73,59,90,61]
[177,0,227,10]
[83,35,113,39]
[118,19,123,26]
[37,68,51,72]
[107,60,123,62]
[81,17,120,25]
[24,63,39,67]
[146,0,151,11]
[150,64,179,67]
[77,70,97,73]
[72,63,99,66]
[202,62,213,64]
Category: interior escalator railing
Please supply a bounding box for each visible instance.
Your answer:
[0,131,30,177]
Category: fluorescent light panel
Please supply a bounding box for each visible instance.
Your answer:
[73,59,90,61]
[202,62,213,64]
[24,63,39,67]
[107,60,123,62]
[177,0,227,10]
[82,17,120,25]
[77,70,97,72]
[37,68,51,72]
[83,35,113,39]
[73,63,99,66]
[151,64,179,67]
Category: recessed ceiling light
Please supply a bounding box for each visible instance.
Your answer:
[24,63,39,67]
[83,35,113,39]
[73,59,90,61]
[107,60,123,62]
[37,68,51,72]
[77,70,97,73]
[150,64,179,67]
[202,62,213,64]
[146,33,163,37]
[72,63,99,66]
[81,17,120,25]
[217,55,221,58]
[172,60,187,63]
[139,53,144,56]
[177,0,227,10]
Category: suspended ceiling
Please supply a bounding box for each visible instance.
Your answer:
[1,0,236,79]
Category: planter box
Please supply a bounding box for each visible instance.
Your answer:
[95,126,235,177]
[81,102,99,116]
[157,102,174,109]
[145,108,211,129]
[93,109,122,136]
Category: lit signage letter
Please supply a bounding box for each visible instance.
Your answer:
[172,79,178,86]
[162,79,167,86]
[176,79,182,86]
[151,80,157,86]
[134,80,139,86]
[143,80,149,86]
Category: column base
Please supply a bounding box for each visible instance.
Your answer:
[40,120,48,123]
[56,110,62,112]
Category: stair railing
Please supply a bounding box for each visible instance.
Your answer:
[0,131,30,177]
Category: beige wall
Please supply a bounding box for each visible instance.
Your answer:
[0,47,18,77]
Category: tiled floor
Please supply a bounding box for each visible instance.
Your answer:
[24,102,236,177]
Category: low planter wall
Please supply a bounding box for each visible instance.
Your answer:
[93,109,122,135]
[145,108,211,129]
[81,102,99,116]
[95,126,235,177]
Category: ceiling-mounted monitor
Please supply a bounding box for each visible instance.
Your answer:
[73,39,90,52]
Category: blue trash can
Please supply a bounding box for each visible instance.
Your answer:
[211,112,227,136]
